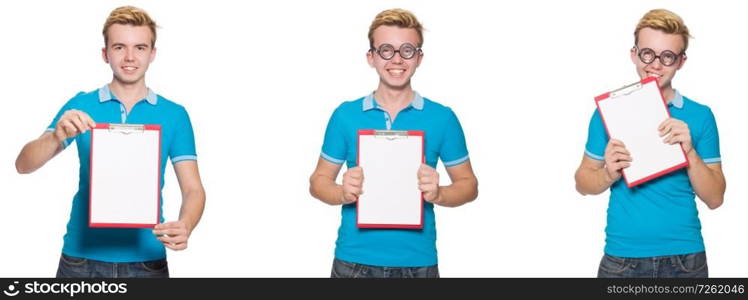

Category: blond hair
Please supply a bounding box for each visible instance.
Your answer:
[368,8,424,49]
[102,6,157,47]
[635,9,691,52]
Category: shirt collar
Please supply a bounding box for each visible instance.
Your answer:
[668,89,684,109]
[98,84,158,105]
[362,91,424,111]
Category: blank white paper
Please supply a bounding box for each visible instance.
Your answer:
[90,126,160,226]
[597,81,687,186]
[357,132,422,227]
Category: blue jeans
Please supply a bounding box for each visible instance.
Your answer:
[597,252,708,278]
[331,258,439,278]
[56,253,169,278]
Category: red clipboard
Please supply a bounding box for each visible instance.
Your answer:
[356,129,425,229]
[89,123,162,228]
[594,77,689,187]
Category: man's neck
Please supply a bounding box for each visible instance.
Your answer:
[374,83,414,110]
[109,79,148,106]
[661,86,675,104]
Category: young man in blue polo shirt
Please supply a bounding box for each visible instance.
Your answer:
[15,6,206,278]
[575,9,725,278]
[309,8,478,278]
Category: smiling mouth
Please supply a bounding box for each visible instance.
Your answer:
[122,66,138,71]
[387,69,405,76]
[647,72,662,78]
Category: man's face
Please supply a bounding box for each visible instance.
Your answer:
[631,27,686,90]
[102,24,156,85]
[367,25,423,90]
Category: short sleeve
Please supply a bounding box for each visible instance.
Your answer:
[46,93,84,149]
[439,108,469,167]
[320,105,347,165]
[584,109,608,161]
[169,106,198,164]
[695,108,721,164]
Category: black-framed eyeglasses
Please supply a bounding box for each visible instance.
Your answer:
[634,46,684,67]
[370,43,422,60]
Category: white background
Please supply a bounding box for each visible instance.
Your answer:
[1,0,746,277]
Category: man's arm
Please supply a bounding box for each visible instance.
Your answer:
[310,157,363,205]
[686,153,725,209]
[16,132,63,174]
[659,118,725,209]
[575,139,631,195]
[419,161,478,208]
[575,156,614,195]
[153,161,206,250]
[16,109,95,174]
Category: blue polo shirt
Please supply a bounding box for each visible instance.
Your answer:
[321,91,469,267]
[46,84,198,263]
[584,90,721,258]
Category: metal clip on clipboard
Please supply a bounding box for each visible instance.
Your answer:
[610,81,644,98]
[373,130,410,141]
[107,124,145,135]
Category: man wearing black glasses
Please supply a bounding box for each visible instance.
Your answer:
[575,9,725,278]
[309,8,478,278]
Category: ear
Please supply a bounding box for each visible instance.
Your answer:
[413,51,424,68]
[102,47,109,63]
[149,47,157,63]
[629,47,638,65]
[366,50,375,68]
[676,53,687,70]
